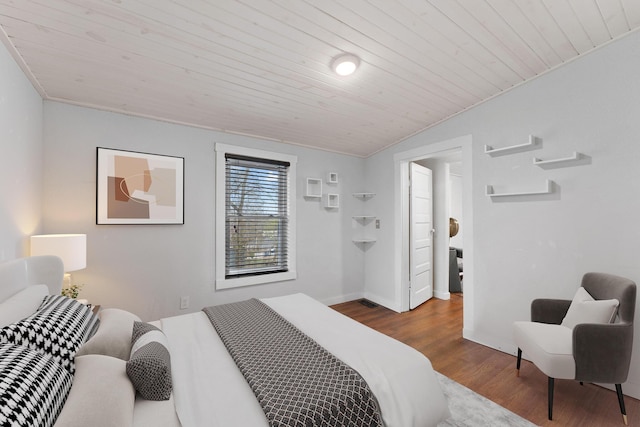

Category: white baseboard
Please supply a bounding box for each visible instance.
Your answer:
[363,292,401,312]
[319,292,363,307]
[434,290,451,300]
[595,381,640,400]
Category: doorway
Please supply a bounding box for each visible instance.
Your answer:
[393,135,474,336]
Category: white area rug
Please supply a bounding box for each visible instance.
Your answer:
[436,372,539,427]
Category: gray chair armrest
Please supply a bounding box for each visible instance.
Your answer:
[531,299,571,324]
[573,323,634,383]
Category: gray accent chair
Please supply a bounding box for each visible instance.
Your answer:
[449,247,462,293]
[513,272,636,424]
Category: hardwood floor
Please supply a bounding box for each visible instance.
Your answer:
[331,294,639,427]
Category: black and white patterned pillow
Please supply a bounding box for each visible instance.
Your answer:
[36,295,100,342]
[0,295,99,373]
[126,321,172,400]
[0,343,73,427]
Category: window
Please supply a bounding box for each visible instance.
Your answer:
[215,144,297,289]
[225,155,289,276]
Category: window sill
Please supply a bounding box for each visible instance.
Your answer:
[215,270,297,290]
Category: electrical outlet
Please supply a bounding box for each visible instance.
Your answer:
[180,296,190,310]
[375,219,380,229]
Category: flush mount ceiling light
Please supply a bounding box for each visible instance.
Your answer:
[331,53,360,76]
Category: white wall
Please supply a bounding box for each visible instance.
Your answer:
[42,102,366,320]
[364,30,640,397]
[0,42,43,260]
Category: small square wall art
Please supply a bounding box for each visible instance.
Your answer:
[96,147,184,224]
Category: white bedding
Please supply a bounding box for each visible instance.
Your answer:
[0,257,448,427]
[160,293,450,427]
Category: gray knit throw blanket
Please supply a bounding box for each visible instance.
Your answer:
[203,299,383,427]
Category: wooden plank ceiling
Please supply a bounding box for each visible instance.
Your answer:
[1,1,639,157]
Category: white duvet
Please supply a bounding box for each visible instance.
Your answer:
[159,293,450,427]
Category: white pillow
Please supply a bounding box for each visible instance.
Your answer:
[53,354,135,427]
[76,309,142,360]
[561,287,619,329]
[0,284,48,327]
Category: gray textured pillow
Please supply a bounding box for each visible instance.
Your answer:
[126,321,172,401]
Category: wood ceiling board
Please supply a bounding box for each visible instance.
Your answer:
[2,0,640,157]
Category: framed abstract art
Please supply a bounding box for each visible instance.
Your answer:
[96,147,184,224]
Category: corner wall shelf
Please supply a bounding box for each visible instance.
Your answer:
[533,152,583,169]
[486,180,554,198]
[484,135,540,157]
[353,192,376,249]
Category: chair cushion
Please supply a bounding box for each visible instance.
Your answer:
[513,321,575,379]
[561,287,619,329]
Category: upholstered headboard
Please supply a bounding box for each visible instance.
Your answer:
[0,255,64,302]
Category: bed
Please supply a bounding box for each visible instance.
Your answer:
[0,256,450,427]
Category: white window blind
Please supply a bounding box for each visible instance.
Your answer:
[225,154,290,278]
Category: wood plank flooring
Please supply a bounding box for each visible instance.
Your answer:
[331,294,639,427]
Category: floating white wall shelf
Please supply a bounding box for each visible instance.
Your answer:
[352,215,376,221]
[352,192,375,199]
[327,172,338,184]
[486,179,554,198]
[305,178,322,198]
[533,152,584,169]
[484,135,540,156]
[325,194,339,209]
[352,238,376,243]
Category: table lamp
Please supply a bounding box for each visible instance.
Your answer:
[30,234,87,289]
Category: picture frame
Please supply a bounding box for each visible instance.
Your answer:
[96,147,184,224]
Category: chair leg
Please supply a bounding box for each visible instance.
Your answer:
[516,348,522,377]
[615,384,628,425]
[548,377,555,420]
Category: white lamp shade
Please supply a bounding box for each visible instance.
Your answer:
[31,234,87,272]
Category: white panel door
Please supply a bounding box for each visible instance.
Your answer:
[409,163,433,309]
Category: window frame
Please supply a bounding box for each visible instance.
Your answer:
[215,143,297,289]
